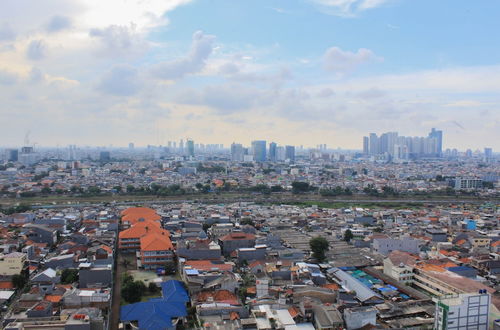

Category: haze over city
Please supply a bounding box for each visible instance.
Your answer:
[1,0,499,149]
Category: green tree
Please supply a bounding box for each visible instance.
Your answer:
[61,269,79,284]
[344,229,354,242]
[240,218,255,227]
[148,282,159,293]
[122,280,146,303]
[292,181,311,194]
[12,274,27,290]
[309,236,329,262]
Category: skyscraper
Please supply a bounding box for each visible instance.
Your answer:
[363,137,369,155]
[269,142,277,162]
[231,143,244,161]
[186,139,195,157]
[369,133,379,156]
[100,151,111,161]
[285,145,295,162]
[7,149,18,162]
[251,140,267,162]
[428,128,443,157]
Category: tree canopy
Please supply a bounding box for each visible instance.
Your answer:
[309,236,329,262]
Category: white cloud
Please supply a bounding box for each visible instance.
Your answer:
[98,65,141,96]
[46,15,72,33]
[323,46,381,73]
[0,22,16,41]
[0,69,18,84]
[89,24,147,57]
[152,31,216,80]
[26,40,47,60]
[309,0,391,16]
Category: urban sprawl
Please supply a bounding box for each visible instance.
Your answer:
[0,129,499,330]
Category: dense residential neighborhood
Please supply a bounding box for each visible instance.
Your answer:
[0,197,499,329]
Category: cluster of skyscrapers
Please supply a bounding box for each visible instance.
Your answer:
[231,141,295,162]
[363,128,443,160]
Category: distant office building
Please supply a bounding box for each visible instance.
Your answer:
[179,139,184,153]
[364,129,443,159]
[7,149,18,162]
[455,177,482,190]
[19,146,38,165]
[99,151,111,161]
[484,148,493,160]
[251,140,266,162]
[363,137,369,155]
[231,143,244,162]
[369,133,379,156]
[269,142,277,162]
[128,143,134,150]
[186,139,195,157]
[276,146,286,161]
[285,145,295,162]
[428,128,443,157]
[434,292,490,330]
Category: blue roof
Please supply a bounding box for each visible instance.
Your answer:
[161,280,190,303]
[120,280,189,330]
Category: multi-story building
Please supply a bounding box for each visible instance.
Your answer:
[251,140,267,162]
[454,177,483,190]
[230,143,244,162]
[269,142,277,162]
[0,252,27,276]
[139,233,175,270]
[434,292,490,330]
[285,145,295,162]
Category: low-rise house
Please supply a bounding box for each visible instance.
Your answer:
[372,237,420,256]
[219,232,256,256]
[23,224,57,246]
[176,239,222,260]
[343,306,377,330]
[31,268,60,294]
[313,304,343,330]
[78,263,112,288]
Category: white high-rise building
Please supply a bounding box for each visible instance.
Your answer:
[434,292,490,330]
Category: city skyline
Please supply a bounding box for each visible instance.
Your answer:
[1,1,499,149]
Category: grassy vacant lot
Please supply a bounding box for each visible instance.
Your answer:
[0,192,497,208]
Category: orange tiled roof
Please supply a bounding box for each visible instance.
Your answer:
[322,283,340,291]
[140,232,173,251]
[230,311,240,320]
[121,207,157,216]
[119,221,166,239]
[288,307,299,318]
[456,239,466,245]
[492,241,500,247]
[185,260,233,272]
[45,295,63,303]
[0,281,14,289]
[99,245,113,254]
[196,290,239,305]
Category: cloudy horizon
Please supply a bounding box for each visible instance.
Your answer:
[1,0,499,150]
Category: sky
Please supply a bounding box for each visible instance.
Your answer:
[0,0,499,150]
